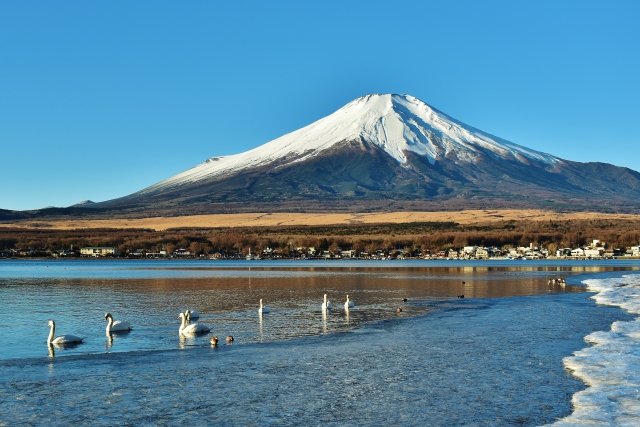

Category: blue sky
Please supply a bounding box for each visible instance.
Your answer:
[1,1,639,211]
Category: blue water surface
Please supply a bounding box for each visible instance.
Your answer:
[0,259,638,425]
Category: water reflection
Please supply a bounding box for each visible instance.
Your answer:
[2,261,639,360]
[178,333,189,349]
[105,330,132,350]
[48,341,82,353]
[322,309,328,333]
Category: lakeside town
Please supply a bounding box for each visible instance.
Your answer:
[2,239,640,260]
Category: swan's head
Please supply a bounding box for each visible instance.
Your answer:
[177,313,186,320]
[47,320,54,328]
[104,313,112,321]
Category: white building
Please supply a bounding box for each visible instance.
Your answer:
[80,247,118,257]
[584,249,603,258]
[571,248,585,257]
[341,250,357,258]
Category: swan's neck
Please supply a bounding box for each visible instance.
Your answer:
[179,315,187,331]
[47,322,55,344]
[260,300,263,309]
[106,315,114,332]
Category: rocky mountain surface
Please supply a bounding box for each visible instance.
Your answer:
[6,94,640,219]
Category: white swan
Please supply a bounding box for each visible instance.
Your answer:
[185,309,200,323]
[47,320,84,345]
[258,299,270,314]
[104,312,132,333]
[178,312,211,335]
[344,295,355,309]
[321,294,332,311]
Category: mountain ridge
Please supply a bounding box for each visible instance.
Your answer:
[56,93,640,215]
[123,94,561,199]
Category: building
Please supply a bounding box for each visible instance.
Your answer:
[571,248,585,257]
[54,249,76,257]
[475,248,489,259]
[80,247,119,257]
[463,246,477,256]
[172,249,192,257]
[584,249,604,258]
[447,249,459,259]
[15,248,35,256]
[341,250,357,258]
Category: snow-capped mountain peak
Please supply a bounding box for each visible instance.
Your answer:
[135,94,560,195]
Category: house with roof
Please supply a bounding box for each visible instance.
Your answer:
[80,247,119,257]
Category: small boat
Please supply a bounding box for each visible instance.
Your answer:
[246,248,253,261]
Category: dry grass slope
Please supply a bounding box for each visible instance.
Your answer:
[1,209,639,231]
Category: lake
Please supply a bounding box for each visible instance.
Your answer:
[0,259,638,425]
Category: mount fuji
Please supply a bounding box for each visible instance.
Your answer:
[93,93,640,214]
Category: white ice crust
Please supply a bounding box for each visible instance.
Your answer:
[134,94,560,195]
[547,274,640,426]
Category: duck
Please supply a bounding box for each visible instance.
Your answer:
[226,336,234,343]
[258,299,270,314]
[184,309,199,323]
[47,320,84,345]
[321,294,332,311]
[104,312,132,333]
[344,295,355,309]
[177,312,211,335]
[210,336,219,346]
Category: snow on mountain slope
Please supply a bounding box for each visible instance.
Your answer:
[134,94,561,196]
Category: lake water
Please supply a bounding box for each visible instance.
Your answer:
[1,259,639,425]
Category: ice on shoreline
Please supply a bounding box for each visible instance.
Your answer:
[547,274,640,426]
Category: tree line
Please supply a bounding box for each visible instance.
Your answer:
[1,217,639,257]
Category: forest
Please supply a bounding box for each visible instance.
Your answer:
[1,217,640,257]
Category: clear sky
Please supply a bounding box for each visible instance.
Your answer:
[1,1,639,211]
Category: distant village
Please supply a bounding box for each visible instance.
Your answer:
[2,239,639,260]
